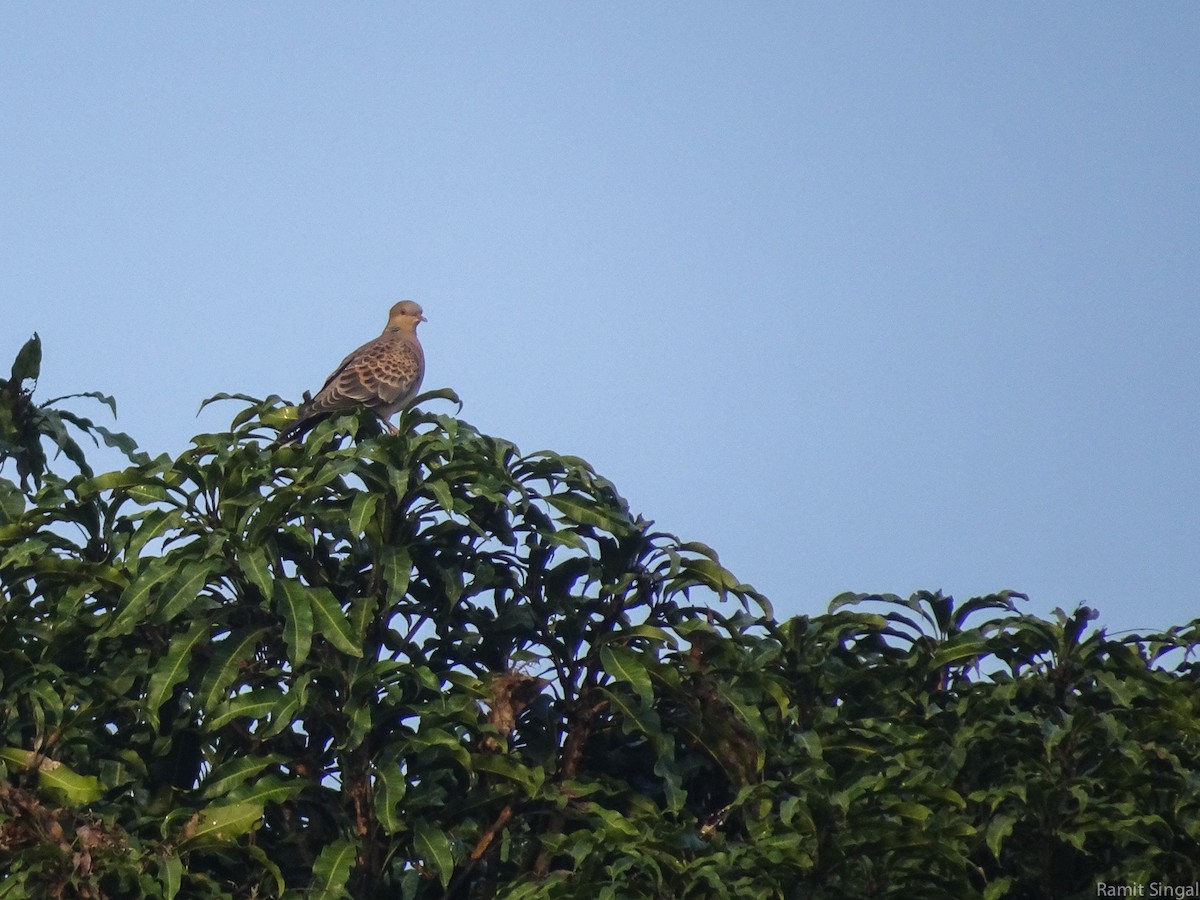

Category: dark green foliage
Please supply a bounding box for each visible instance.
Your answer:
[757,597,1200,898]
[1,339,1198,899]
[0,333,144,492]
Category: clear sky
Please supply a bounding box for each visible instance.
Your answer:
[2,5,1197,634]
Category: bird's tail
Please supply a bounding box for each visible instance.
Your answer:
[272,410,327,446]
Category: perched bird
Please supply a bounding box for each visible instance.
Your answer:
[277,300,426,443]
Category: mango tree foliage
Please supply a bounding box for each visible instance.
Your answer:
[0,334,144,493]
[1,336,1200,899]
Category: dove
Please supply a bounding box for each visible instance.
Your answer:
[277,300,426,443]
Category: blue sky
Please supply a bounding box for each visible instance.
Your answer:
[2,5,1197,634]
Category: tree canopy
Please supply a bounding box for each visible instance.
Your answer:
[1,333,1199,899]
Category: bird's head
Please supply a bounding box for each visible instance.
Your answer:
[387,300,427,331]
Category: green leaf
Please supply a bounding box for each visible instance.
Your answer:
[349,491,378,536]
[1096,669,1137,707]
[375,762,407,834]
[546,491,630,532]
[406,386,463,413]
[157,854,183,900]
[893,801,933,822]
[146,621,209,729]
[678,540,719,560]
[0,522,26,542]
[105,557,174,637]
[92,423,143,460]
[198,628,266,711]
[239,547,275,599]
[470,754,543,795]
[227,774,304,807]
[600,645,654,704]
[0,479,24,523]
[798,730,823,760]
[598,686,662,741]
[81,467,149,494]
[0,747,103,805]
[244,845,286,898]
[429,478,455,514]
[197,392,269,413]
[342,701,373,751]
[11,333,41,383]
[208,689,280,729]
[45,762,102,806]
[930,635,989,668]
[379,545,412,600]
[200,755,282,800]
[414,820,454,889]
[258,689,303,738]
[127,507,184,560]
[41,389,117,418]
[986,813,1016,859]
[179,800,265,847]
[127,482,174,504]
[310,837,357,899]
[677,557,739,594]
[276,580,314,666]
[309,588,363,657]
[953,591,1024,631]
[155,560,216,623]
[828,591,904,613]
[613,624,677,648]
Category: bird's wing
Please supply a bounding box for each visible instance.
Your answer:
[301,334,423,418]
